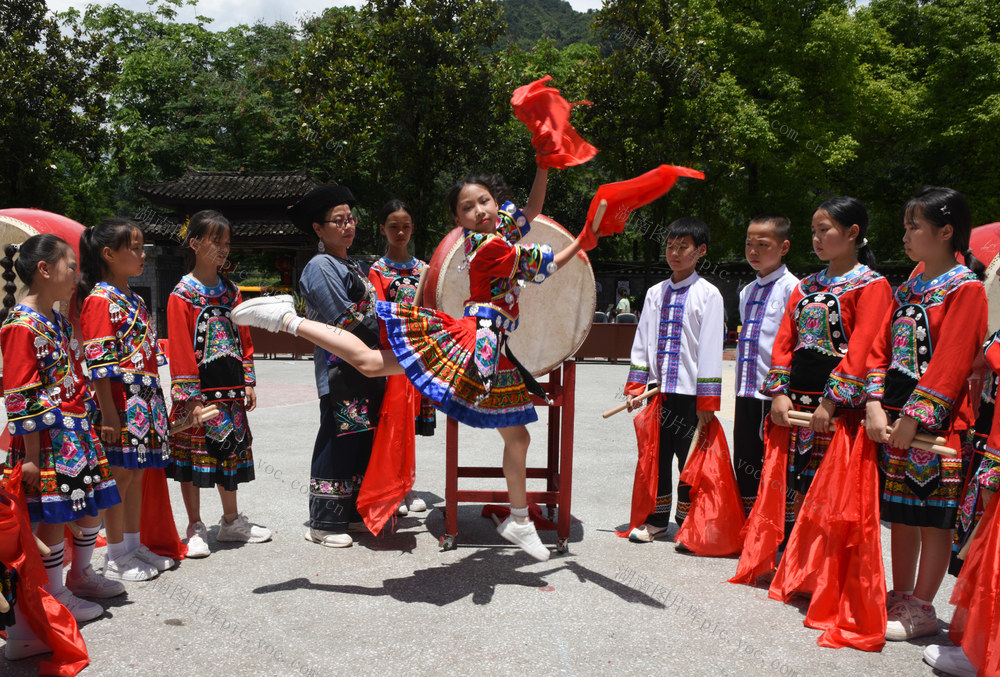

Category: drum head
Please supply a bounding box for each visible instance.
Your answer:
[426,215,595,376]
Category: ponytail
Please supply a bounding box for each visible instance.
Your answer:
[817,196,877,270]
[904,186,983,280]
[964,249,986,281]
[857,238,877,269]
[1,244,20,324]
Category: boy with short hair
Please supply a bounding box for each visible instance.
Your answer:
[624,217,724,542]
[734,214,798,516]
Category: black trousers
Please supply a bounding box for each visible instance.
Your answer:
[647,393,698,528]
[308,395,374,532]
[733,396,771,518]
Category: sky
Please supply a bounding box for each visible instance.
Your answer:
[46,0,606,31]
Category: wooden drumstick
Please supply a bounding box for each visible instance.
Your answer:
[602,387,660,418]
[34,533,51,557]
[169,404,220,435]
[688,419,706,456]
[65,522,83,539]
[784,411,957,457]
[591,199,608,233]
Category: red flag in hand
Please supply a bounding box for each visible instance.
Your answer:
[511,75,598,170]
[674,417,745,556]
[579,165,705,251]
[616,395,661,537]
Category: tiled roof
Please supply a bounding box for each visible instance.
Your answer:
[138,169,321,204]
[140,218,303,239]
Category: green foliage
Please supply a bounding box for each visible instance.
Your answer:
[502,0,598,49]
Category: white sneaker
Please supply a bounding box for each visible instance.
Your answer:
[886,596,939,641]
[923,644,977,677]
[231,295,297,333]
[132,544,176,572]
[406,493,427,513]
[104,552,158,582]
[53,587,104,623]
[65,564,126,598]
[185,521,211,558]
[497,516,550,561]
[217,514,272,543]
[304,528,352,548]
[397,500,409,516]
[4,638,51,660]
[628,523,669,543]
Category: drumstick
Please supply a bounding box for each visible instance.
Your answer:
[169,404,220,435]
[34,533,51,557]
[784,411,957,457]
[65,522,83,539]
[957,515,983,561]
[414,265,429,307]
[591,199,608,233]
[602,387,660,418]
[688,419,705,456]
[786,410,948,447]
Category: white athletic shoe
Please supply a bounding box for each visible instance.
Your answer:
[53,587,105,623]
[132,544,176,572]
[923,644,977,677]
[66,564,126,598]
[628,523,669,543]
[185,521,211,558]
[103,552,158,582]
[304,528,352,548]
[4,638,51,661]
[231,295,297,333]
[217,514,272,543]
[497,516,550,561]
[406,492,427,513]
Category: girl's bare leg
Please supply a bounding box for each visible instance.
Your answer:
[912,526,952,602]
[498,425,531,508]
[295,319,404,377]
[890,522,921,593]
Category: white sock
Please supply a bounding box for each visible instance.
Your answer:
[70,524,101,577]
[510,506,530,524]
[892,588,913,597]
[912,596,934,609]
[7,601,40,642]
[283,314,303,336]
[42,541,65,596]
[123,531,141,553]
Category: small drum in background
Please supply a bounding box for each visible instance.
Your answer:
[424,214,596,377]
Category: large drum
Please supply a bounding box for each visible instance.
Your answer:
[423,214,595,376]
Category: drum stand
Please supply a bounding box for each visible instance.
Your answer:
[439,360,576,554]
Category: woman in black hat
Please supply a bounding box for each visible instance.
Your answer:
[291,185,385,548]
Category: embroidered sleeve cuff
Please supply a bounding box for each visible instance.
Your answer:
[84,338,121,380]
[901,386,954,432]
[519,244,556,284]
[3,385,60,435]
[975,456,1000,491]
[171,378,203,402]
[865,370,886,401]
[697,378,722,400]
[760,367,790,398]
[824,371,866,408]
[625,365,649,397]
[243,363,256,387]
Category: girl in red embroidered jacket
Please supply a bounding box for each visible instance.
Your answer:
[760,197,892,530]
[865,186,988,642]
[167,210,270,557]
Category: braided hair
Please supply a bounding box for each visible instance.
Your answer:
[0,234,72,323]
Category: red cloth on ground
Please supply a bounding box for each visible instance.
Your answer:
[1,466,89,676]
[674,417,745,556]
[616,395,662,537]
[510,75,598,170]
[950,489,1000,676]
[729,420,789,584]
[357,374,417,535]
[768,413,886,651]
[580,165,706,250]
[140,468,188,561]
[481,504,559,531]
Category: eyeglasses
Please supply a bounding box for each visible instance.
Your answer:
[322,215,357,228]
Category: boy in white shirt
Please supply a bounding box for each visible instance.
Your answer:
[734,214,798,516]
[624,217,724,541]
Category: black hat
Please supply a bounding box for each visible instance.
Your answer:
[288,184,356,234]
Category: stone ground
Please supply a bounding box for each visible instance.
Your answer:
[1,359,959,676]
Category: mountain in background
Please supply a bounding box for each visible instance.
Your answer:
[502,0,598,48]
